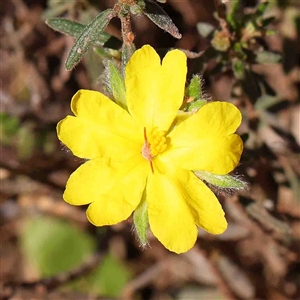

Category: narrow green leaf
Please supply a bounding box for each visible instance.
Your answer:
[227,0,241,30]
[46,18,85,38]
[107,61,127,109]
[195,171,247,190]
[65,9,114,71]
[143,0,182,39]
[46,18,122,50]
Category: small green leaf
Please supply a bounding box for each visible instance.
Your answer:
[46,18,122,50]
[46,18,85,38]
[65,9,115,71]
[227,0,241,30]
[133,194,149,247]
[107,61,127,109]
[195,171,247,190]
[143,0,181,39]
[20,217,95,277]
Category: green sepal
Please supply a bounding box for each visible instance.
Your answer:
[184,75,207,112]
[65,9,115,71]
[186,100,207,112]
[46,18,122,50]
[133,194,149,248]
[187,74,202,100]
[143,0,182,39]
[195,171,247,190]
[107,61,127,109]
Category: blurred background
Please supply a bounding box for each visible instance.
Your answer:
[0,0,299,299]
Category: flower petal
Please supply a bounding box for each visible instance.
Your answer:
[177,168,228,234]
[87,158,149,226]
[126,45,187,132]
[63,155,147,206]
[162,101,243,174]
[147,162,198,254]
[57,89,142,160]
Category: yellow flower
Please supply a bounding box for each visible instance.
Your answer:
[57,45,243,254]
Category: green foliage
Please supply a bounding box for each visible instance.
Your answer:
[46,18,122,50]
[141,0,181,39]
[65,9,115,70]
[196,1,282,105]
[45,0,184,72]
[20,217,95,277]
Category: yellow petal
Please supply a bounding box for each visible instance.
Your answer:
[57,89,142,160]
[162,101,243,174]
[87,158,148,226]
[126,45,187,132]
[176,167,228,234]
[63,155,146,206]
[147,161,198,254]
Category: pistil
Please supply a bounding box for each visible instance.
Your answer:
[142,128,154,173]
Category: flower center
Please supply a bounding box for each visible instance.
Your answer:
[142,127,168,172]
